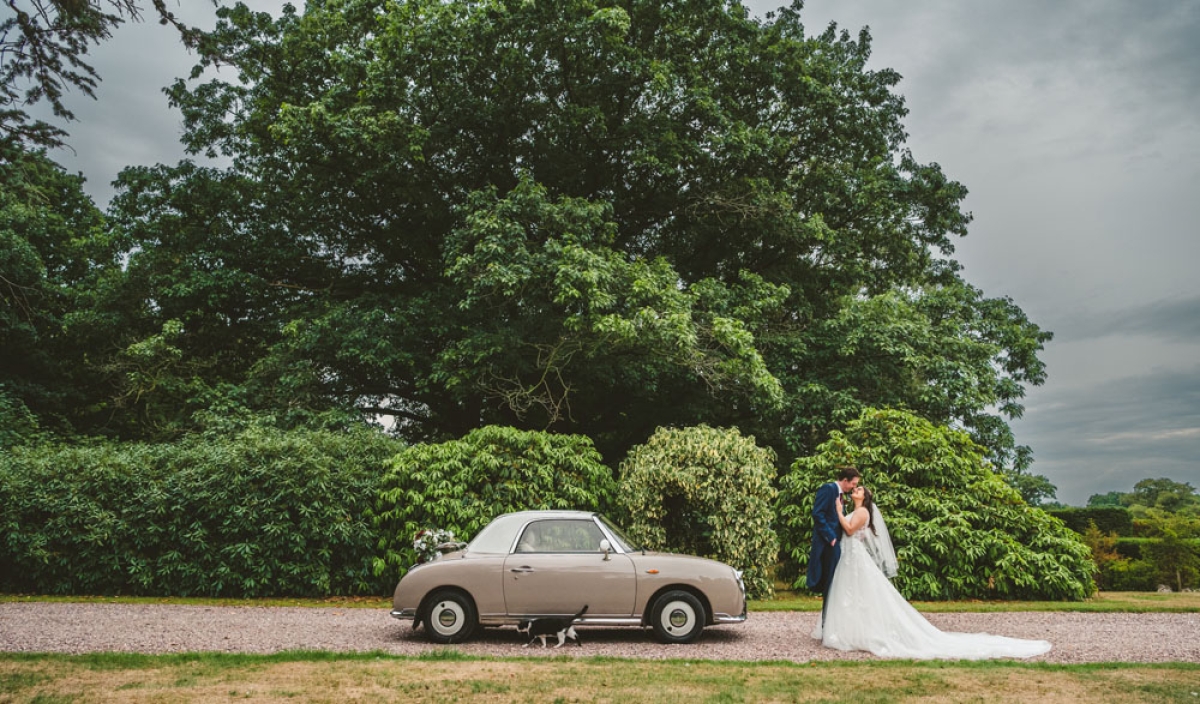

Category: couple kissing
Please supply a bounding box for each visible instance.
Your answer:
[806,465,1051,660]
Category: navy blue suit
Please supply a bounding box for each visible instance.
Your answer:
[806,482,843,594]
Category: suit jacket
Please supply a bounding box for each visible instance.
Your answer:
[806,482,843,590]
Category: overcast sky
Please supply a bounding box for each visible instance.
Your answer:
[36,1,1200,505]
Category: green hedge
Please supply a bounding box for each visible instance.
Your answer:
[1105,560,1159,591]
[1113,537,1200,561]
[1116,538,1146,560]
[0,426,404,597]
[1046,507,1133,536]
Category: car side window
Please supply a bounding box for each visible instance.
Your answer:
[515,519,606,553]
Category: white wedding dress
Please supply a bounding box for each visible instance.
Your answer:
[813,529,1051,660]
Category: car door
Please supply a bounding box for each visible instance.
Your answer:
[502,518,637,617]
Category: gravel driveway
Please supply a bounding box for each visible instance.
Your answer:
[3,603,1199,663]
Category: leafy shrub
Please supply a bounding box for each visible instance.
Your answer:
[777,408,1096,601]
[372,426,615,579]
[616,425,778,599]
[0,426,402,597]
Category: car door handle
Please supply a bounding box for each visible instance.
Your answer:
[509,566,534,573]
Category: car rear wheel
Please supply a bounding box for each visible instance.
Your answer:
[649,590,706,644]
[422,590,477,644]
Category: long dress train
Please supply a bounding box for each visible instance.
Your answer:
[813,531,1051,660]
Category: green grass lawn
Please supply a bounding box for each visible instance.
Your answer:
[2,651,1199,703]
[752,590,1200,613]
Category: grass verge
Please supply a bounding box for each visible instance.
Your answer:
[2,651,1199,703]
[752,590,1200,613]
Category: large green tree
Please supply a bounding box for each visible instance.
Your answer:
[102,0,1053,483]
[0,144,124,439]
[0,1,241,440]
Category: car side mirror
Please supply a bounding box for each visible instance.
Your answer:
[600,539,612,561]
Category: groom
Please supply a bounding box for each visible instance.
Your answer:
[807,465,861,630]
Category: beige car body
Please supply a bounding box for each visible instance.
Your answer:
[391,510,747,644]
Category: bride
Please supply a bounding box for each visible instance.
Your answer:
[814,485,1052,660]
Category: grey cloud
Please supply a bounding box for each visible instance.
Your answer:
[1015,365,1200,503]
[1026,368,1200,443]
[1054,296,1200,343]
[784,0,1200,168]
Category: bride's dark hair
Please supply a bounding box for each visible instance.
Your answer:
[861,487,878,536]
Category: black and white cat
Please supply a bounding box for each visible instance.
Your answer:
[516,604,589,648]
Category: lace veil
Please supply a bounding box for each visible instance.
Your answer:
[863,504,899,578]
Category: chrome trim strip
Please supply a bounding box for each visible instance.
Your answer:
[479,613,745,626]
[477,616,644,627]
[578,617,641,626]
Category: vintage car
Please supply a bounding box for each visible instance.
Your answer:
[391,510,747,644]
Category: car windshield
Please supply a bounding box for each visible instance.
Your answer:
[597,514,636,553]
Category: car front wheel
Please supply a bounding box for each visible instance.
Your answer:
[649,590,706,644]
[422,590,477,644]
